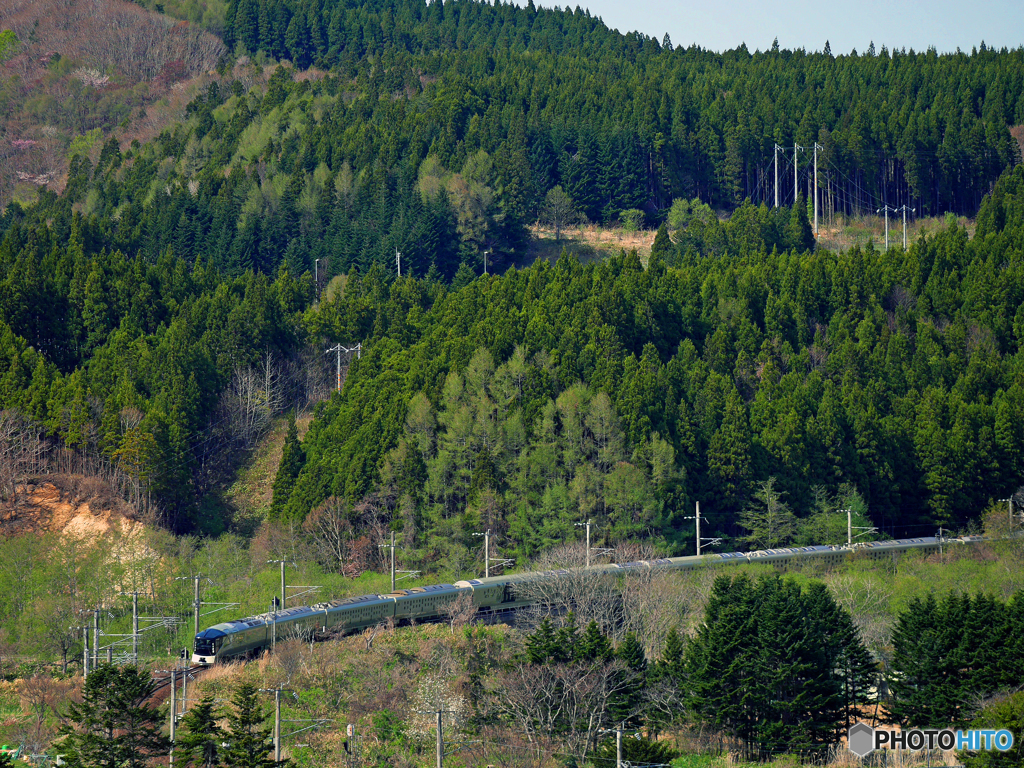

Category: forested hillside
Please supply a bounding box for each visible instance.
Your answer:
[0,200,315,532]
[1,0,1023,553]
[269,168,1024,564]
[219,0,1023,217]
[0,0,223,207]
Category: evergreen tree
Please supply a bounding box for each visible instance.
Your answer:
[525,617,559,664]
[176,696,223,768]
[610,632,648,726]
[270,411,305,521]
[59,665,170,768]
[576,620,613,662]
[222,682,282,768]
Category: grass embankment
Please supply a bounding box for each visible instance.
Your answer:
[224,412,314,534]
[0,540,1018,765]
[815,213,975,252]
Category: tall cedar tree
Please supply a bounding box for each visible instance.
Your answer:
[223,682,285,768]
[887,591,1024,728]
[59,665,170,768]
[176,695,223,768]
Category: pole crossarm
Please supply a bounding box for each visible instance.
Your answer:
[286,586,322,603]
[199,602,241,618]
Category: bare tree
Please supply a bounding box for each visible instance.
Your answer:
[439,591,477,634]
[18,674,74,754]
[302,496,365,576]
[823,571,895,665]
[516,543,622,636]
[483,659,635,763]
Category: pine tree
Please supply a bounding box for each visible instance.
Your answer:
[650,221,673,262]
[59,665,170,768]
[270,411,305,521]
[176,696,223,768]
[525,617,559,664]
[610,632,648,726]
[222,682,281,768]
[576,620,613,662]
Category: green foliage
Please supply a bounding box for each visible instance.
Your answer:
[685,575,875,755]
[592,736,680,764]
[223,682,284,768]
[961,692,1024,768]
[58,665,170,768]
[0,205,310,530]
[270,411,305,521]
[219,0,1021,216]
[886,591,1024,728]
[0,30,19,62]
[738,477,798,550]
[619,209,644,232]
[176,696,223,768]
[276,167,1024,561]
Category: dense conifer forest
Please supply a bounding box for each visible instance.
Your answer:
[1,0,1023,554]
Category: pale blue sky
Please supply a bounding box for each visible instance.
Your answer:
[539,0,1024,54]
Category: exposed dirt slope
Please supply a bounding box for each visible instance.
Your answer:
[0,477,139,539]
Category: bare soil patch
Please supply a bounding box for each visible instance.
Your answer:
[0,476,139,539]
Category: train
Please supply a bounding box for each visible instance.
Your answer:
[192,533,976,664]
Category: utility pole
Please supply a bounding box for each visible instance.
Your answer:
[813,143,823,236]
[846,508,876,545]
[436,710,443,768]
[378,533,419,592]
[82,626,89,678]
[395,248,402,278]
[169,669,176,757]
[877,205,895,250]
[696,501,701,555]
[616,725,623,768]
[483,249,490,275]
[180,664,187,719]
[575,519,592,568]
[93,608,100,669]
[274,688,282,762]
[132,593,139,664]
[325,344,362,392]
[267,560,288,609]
[472,530,491,577]
[896,205,915,250]
[774,144,783,207]
[794,144,803,203]
[382,532,396,592]
[194,575,201,636]
[684,501,720,556]
[326,344,343,392]
[314,258,320,302]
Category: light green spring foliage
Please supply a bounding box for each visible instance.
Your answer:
[0,30,18,63]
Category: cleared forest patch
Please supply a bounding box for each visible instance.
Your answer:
[523,223,657,268]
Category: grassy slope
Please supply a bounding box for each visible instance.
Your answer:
[223,412,314,534]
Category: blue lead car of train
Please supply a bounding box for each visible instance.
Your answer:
[192,534,956,664]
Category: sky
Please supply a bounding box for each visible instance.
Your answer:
[540,0,1024,55]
